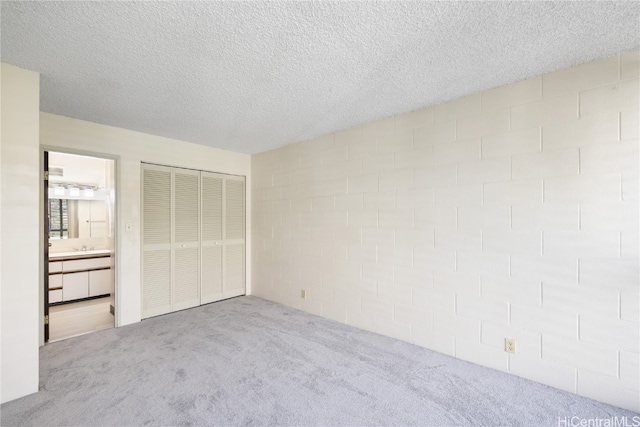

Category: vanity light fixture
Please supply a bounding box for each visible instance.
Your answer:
[54,186,65,196]
[69,187,80,197]
[83,188,95,197]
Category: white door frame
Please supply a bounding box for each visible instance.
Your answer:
[39,146,120,346]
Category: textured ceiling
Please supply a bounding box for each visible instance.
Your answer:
[2,1,639,154]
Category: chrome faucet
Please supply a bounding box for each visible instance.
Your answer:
[82,245,87,251]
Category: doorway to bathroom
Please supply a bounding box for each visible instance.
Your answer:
[44,150,116,342]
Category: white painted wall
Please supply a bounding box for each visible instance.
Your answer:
[40,113,252,329]
[252,50,640,411]
[1,63,40,403]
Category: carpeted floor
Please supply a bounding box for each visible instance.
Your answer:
[1,296,636,426]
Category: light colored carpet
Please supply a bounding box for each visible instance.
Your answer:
[1,296,635,426]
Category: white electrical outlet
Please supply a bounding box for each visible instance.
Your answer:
[301,290,306,299]
[505,338,516,354]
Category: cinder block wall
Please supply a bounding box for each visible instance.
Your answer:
[251,50,639,411]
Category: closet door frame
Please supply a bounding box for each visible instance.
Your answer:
[142,163,246,319]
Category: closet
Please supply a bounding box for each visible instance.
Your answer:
[142,163,245,319]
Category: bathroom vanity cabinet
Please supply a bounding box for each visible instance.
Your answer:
[48,251,112,304]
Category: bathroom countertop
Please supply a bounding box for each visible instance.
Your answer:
[49,249,111,260]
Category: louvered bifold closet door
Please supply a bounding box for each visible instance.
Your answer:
[224,177,245,298]
[173,168,201,311]
[142,164,172,318]
[201,172,224,304]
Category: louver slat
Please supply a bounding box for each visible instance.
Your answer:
[202,175,223,241]
[143,250,171,314]
[174,172,199,243]
[225,179,245,240]
[143,168,171,245]
[174,247,199,310]
[201,245,223,302]
[225,243,245,291]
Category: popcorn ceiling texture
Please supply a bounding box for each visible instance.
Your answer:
[1,1,639,154]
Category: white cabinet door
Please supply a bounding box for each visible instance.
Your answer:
[49,274,63,289]
[49,289,63,304]
[63,271,89,301]
[89,269,112,297]
[49,261,63,273]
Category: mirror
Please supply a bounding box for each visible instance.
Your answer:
[48,199,108,239]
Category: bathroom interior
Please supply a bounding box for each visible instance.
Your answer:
[47,151,116,342]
